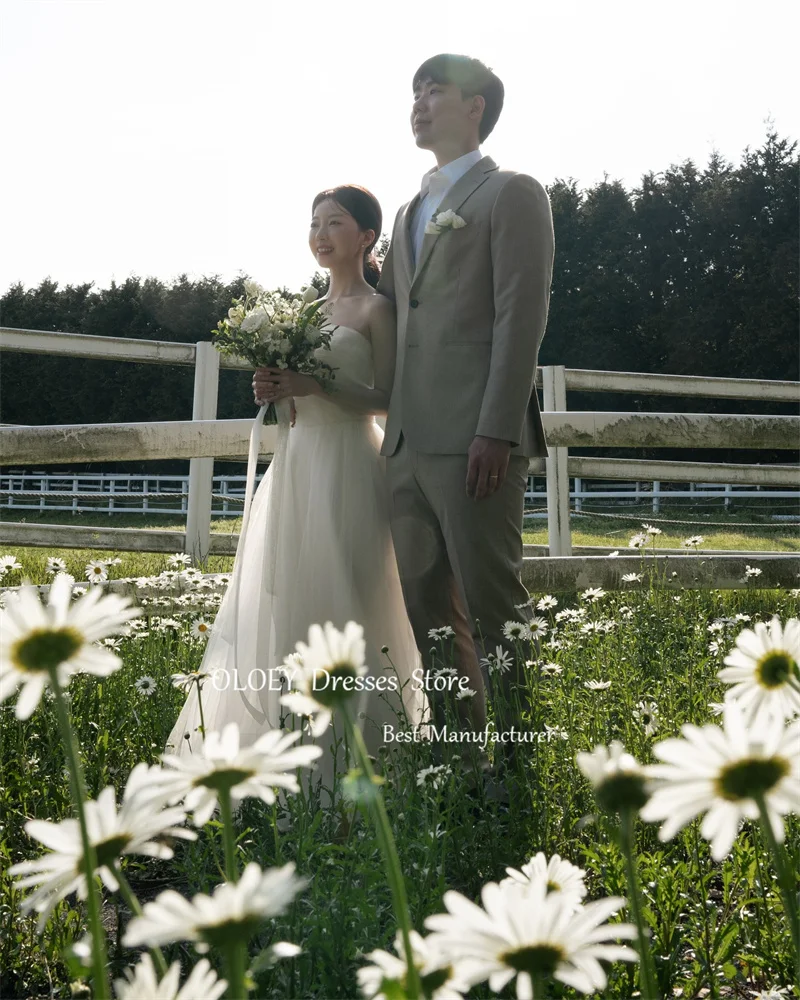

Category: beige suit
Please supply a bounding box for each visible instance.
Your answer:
[378,155,555,748]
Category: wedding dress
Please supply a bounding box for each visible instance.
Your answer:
[167,326,430,806]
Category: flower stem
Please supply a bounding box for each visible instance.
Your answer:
[619,807,659,1000]
[112,864,169,978]
[755,794,800,985]
[690,824,719,1000]
[218,787,239,884]
[342,704,421,1000]
[531,972,547,998]
[224,940,248,1000]
[195,676,207,740]
[50,676,110,1000]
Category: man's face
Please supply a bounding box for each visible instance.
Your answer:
[410,78,479,149]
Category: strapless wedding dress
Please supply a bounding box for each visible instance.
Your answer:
[167,326,430,805]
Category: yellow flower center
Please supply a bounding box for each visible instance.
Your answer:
[756,651,798,689]
[199,767,257,792]
[500,943,566,977]
[310,662,359,708]
[716,755,789,801]
[13,627,82,673]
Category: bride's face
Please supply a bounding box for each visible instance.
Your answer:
[309,199,370,269]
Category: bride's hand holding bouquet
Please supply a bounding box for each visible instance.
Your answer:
[212,280,336,425]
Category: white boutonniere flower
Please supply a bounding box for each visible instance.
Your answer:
[424,209,467,236]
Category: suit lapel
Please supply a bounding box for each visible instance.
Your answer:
[398,193,419,288]
[411,155,498,289]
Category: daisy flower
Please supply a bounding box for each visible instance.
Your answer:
[423,878,637,997]
[502,852,587,909]
[632,700,660,736]
[717,616,800,726]
[642,524,662,536]
[621,573,643,584]
[502,621,530,642]
[456,687,476,700]
[607,550,620,558]
[0,555,23,577]
[744,565,763,579]
[358,928,469,1000]
[45,557,67,575]
[123,861,306,951]
[280,621,368,736]
[9,764,195,930]
[114,954,226,1000]
[628,534,646,550]
[526,617,549,640]
[576,741,648,812]
[640,701,800,860]
[167,553,193,568]
[480,646,513,675]
[683,535,704,549]
[428,626,455,640]
[171,670,209,692]
[416,765,453,790]
[142,722,323,826]
[191,618,213,640]
[0,574,141,719]
[85,560,109,585]
[536,596,558,611]
[135,675,157,697]
[540,663,563,677]
[580,588,606,603]
[583,679,611,691]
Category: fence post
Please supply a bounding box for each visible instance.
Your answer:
[186,341,220,565]
[542,365,572,557]
[653,480,660,514]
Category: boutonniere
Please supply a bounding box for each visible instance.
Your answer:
[424,210,467,235]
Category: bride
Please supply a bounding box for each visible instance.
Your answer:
[167,185,430,805]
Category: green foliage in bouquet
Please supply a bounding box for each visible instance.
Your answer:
[211,281,337,423]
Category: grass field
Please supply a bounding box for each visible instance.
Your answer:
[1,514,799,999]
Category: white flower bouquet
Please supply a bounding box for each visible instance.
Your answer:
[212,280,336,424]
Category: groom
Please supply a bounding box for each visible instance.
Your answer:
[378,54,555,770]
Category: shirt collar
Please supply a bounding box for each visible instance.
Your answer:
[420,148,483,197]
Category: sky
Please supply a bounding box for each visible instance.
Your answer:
[1,0,797,298]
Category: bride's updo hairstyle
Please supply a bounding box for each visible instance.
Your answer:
[312,185,383,288]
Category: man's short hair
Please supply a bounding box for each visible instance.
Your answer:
[412,54,504,142]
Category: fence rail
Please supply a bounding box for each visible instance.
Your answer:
[1,325,798,583]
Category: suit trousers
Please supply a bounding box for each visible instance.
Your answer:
[385,435,533,757]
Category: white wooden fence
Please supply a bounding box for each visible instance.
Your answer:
[1,325,798,589]
[1,470,795,516]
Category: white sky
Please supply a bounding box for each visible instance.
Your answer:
[1,0,797,298]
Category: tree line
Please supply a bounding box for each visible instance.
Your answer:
[1,128,796,473]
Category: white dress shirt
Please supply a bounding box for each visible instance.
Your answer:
[411,148,483,264]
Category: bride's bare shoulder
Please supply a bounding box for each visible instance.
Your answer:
[366,291,396,322]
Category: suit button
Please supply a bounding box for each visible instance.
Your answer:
[409,298,419,308]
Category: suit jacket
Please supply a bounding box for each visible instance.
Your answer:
[377,155,554,458]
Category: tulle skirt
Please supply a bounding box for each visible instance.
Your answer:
[167,402,429,807]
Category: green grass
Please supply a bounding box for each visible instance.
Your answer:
[1,509,797,588]
[1,535,799,998]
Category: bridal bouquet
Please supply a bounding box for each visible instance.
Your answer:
[212,280,336,424]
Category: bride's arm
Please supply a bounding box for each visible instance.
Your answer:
[324,296,395,417]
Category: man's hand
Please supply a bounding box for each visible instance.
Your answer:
[466,435,512,500]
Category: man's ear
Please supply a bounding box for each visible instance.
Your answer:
[469,94,486,123]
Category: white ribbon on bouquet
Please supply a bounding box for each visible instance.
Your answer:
[229,398,291,709]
